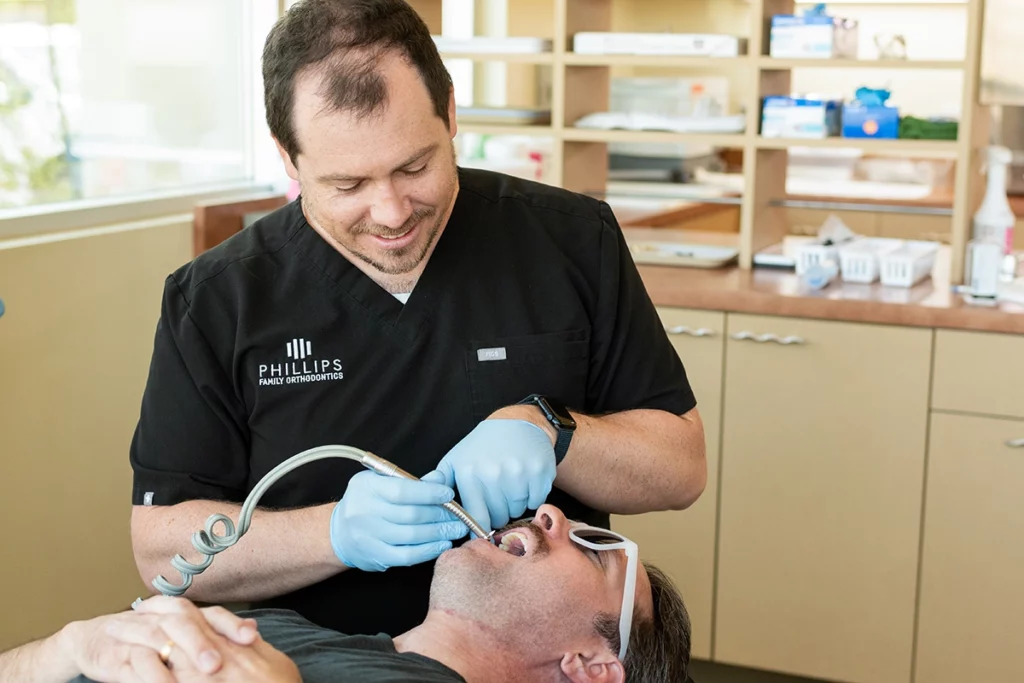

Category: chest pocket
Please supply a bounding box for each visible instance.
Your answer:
[465,329,590,421]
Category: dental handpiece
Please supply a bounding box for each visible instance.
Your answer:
[358,451,494,542]
[149,445,494,598]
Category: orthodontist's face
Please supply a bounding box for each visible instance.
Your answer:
[277,49,459,291]
[430,505,653,661]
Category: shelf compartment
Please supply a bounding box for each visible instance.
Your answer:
[565,53,751,68]
[456,123,556,136]
[564,128,747,147]
[440,52,555,64]
[759,57,966,70]
[756,137,959,154]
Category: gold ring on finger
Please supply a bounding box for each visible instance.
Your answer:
[158,640,175,665]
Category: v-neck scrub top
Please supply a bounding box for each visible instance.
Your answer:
[129,168,697,637]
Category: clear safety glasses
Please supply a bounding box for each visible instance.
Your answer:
[568,525,639,660]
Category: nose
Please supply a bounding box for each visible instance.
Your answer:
[533,504,570,543]
[369,180,413,229]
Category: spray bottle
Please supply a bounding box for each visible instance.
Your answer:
[970,146,1017,283]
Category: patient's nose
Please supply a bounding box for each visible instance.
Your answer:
[534,504,569,541]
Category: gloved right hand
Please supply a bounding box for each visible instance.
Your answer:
[330,470,469,572]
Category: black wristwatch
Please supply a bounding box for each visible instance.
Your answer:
[517,394,577,465]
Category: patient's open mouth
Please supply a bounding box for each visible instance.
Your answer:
[494,529,530,557]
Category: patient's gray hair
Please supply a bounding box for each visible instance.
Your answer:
[594,562,691,682]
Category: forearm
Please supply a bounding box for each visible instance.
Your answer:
[132,501,345,603]
[555,407,707,514]
[0,632,77,683]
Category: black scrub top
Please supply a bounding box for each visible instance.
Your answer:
[129,168,696,637]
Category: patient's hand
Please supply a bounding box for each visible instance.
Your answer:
[58,596,259,682]
[172,636,301,683]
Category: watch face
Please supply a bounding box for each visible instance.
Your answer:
[540,396,577,430]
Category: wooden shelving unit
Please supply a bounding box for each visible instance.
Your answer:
[414,0,990,282]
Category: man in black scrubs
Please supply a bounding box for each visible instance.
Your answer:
[129,0,706,639]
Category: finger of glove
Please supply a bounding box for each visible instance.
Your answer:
[504,474,531,521]
[364,473,455,507]
[527,473,554,511]
[481,480,512,530]
[420,470,448,486]
[376,499,465,526]
[373,518,469,546]
[370,538,453,568]
[455,475,492,537]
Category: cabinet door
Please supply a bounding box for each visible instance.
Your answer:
[612,307,724,661]
[916,412,1024,683]
[715,314,931,683]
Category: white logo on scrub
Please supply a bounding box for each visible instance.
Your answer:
[258,339,344,386]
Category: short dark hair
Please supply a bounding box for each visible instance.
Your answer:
[262,0,453,164]
[595,562,692,682]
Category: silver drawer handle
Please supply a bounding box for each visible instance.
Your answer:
[665,325,716,338]
[730,331,806,345]
[1007,439,1024,449]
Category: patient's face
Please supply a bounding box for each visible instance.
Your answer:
[430,504,652,656]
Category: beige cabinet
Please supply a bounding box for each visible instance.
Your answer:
[915,412,1024,683]
[0,220,192,650]
[714,314,932,683]
[932,329,1024,419]
[612,307,725,661]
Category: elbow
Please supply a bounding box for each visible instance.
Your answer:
[666,415,708,511]
[130,507,166,596]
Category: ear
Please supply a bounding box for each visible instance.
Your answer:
[273,137,300,182]
[559,651,625,683]
[446,86,458,139]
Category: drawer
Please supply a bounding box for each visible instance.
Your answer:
[933,330,1024,419]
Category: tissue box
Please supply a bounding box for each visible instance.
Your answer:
[769,14,859,59]
[842,103,900,139]
[762,96,842,139]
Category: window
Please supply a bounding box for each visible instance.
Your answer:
[0,0,269,212]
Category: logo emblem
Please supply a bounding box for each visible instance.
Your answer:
[258,338,344,387]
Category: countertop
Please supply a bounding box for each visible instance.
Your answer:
[627,228,1024,335]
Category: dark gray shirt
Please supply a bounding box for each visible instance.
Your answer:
[71,609,465,683]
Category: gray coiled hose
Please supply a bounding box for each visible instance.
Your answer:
[150,445,492,597]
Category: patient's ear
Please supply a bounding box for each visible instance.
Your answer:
[559,651,624,683]
[273,138,300,181]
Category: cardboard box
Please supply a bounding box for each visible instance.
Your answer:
[769,14,859,59]
[762,96,842,139]
[842,103,900,139]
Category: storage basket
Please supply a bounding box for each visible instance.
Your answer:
[838,238,903,283]
[879,241,940,287]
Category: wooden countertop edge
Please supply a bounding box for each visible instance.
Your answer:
[638,266,1024,335]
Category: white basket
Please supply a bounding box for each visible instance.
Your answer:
[795,243,839,275]
[879,241,940,287]
[838,238,904,283]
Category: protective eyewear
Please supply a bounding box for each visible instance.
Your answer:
[568,525,639,660]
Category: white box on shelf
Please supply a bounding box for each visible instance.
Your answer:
[761,96,842,139]
[879,241,940,287]
[838,238,904,283]
[769,15,858,59]
[573,32,746,57]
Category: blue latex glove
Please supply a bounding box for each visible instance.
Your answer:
[427,419,556,535]
[330,470,469,572]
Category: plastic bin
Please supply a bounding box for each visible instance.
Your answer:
[838,238,903,283]
[879,241,940,287]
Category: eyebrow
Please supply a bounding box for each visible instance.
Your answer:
[316,143,438,184]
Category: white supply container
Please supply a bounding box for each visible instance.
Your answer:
[838,238,903,283]
[795,242,840,275]
[879,241,940,287]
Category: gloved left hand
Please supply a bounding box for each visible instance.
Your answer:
[425,419,556,534]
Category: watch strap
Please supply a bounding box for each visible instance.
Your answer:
[553,428,572,465]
